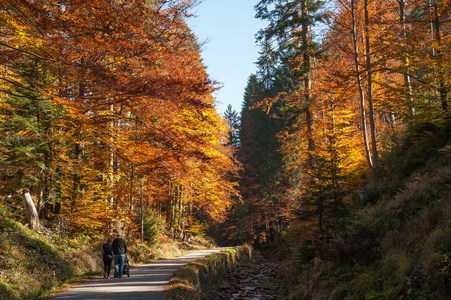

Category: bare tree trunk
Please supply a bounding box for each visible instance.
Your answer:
[399,0,415,115]
[22,191,40,231]
[364,0,378,168]
[37,170,44,214]
[351,0,373,170]
[140,178,144,243]
[432,3,448,111]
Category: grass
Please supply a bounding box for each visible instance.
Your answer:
[0,215,102,300]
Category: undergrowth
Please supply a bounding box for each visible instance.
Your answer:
[0,216,101,300]
[279,120,451,299]
[0,209,215,300]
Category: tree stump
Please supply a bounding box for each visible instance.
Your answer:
[22,191,40,231]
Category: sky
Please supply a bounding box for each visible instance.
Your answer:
[187,0,266,115]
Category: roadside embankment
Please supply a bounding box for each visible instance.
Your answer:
[165,244,253,300]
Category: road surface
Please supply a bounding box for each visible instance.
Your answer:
[49,247,227,300]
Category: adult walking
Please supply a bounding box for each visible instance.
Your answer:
[112,232,127,279]
[101,237,113,279]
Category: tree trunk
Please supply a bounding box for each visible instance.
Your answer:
[432,3,448,111]
[72,58,85,212]
[37,170,44,215]
[22,191,40,231]
[399,0,415,116]
[351,0,374,170]
[178,185,185,240]
[140,178,144,243]
[71,142,81,211]
[364,0,378,168]
[108,103,115,233]
[302,0,315,168]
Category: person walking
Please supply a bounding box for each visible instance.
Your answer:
[112,232,127,279]
[101,237,113,279]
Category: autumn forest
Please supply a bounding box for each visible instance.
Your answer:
[0,0,450,298]
[1,0,240,237]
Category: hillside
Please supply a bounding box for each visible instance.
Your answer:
[278,121,451,299]
[0,216,99,299]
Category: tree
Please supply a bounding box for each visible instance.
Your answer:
[255,0,327,168]
[223,104,240,148]
[364,0,378,168]
[350,0,373,170]
[224,74,289,245]
[0,0,238,237]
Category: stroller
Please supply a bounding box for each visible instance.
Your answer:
[114,255,130,278]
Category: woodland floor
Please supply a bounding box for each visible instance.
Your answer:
[204,260,283,300]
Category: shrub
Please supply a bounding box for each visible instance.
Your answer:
[132,209,162,246]
[127,243,155,265]
[142,210,160,246]
[186,220,207,237]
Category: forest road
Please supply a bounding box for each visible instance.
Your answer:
[48,247,228,300]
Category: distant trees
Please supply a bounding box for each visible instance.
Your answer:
[223,104,240,148]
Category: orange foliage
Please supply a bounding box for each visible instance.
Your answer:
[249,0,450,249]
[0,0,237,235]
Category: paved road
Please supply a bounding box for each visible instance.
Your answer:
[49,248,227,300]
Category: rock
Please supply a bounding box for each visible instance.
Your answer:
[213,261,282,299]
[438,145,451,157]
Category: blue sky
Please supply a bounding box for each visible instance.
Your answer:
[187,0,266,115]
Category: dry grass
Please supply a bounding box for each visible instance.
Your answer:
[281,162,451,300]
[0,217,103,300]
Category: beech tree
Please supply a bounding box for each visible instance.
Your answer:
[0,0,238,237]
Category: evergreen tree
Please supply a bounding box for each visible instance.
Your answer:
[0,59,64,217]
[293,152,348,253]
[255,0,327,167]
[222,74,290,245]
[223,104,240,147]
[251,0,350,253]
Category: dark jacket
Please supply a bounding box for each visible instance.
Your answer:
[102,243,113,260]
[112,237,127,255]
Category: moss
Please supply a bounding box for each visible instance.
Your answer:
[0,277,17,300]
